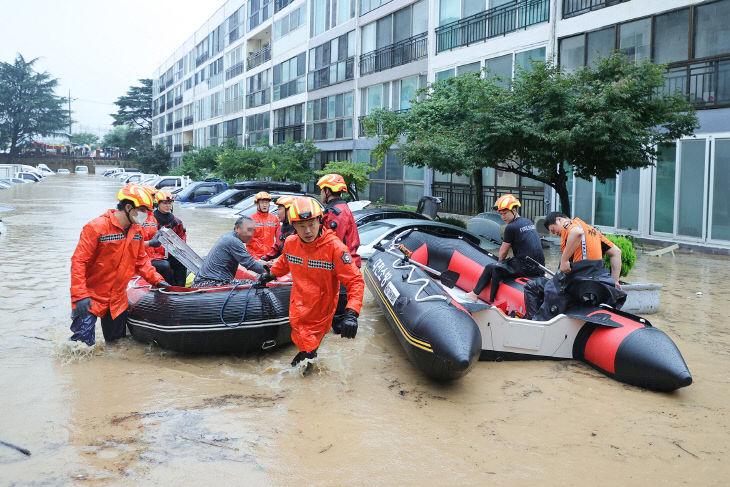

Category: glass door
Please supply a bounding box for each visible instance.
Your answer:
[710,139,730,242]
[677,139,708,239]
[652,143,677,235]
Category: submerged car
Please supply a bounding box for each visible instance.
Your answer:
[174,181,229,203]
[74,166,89,175]
[357,218,498,260]
[179,188,251,209]
[353,208,431,227]
[57,168,70,174]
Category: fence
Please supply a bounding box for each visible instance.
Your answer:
[432,182,546,219]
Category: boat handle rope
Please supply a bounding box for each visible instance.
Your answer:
[219,283,255,328]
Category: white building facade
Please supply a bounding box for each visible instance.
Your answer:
[153,0,730,249]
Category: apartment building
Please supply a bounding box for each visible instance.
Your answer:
[152,0,730,248]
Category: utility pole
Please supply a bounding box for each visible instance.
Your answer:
[68,90,72,141]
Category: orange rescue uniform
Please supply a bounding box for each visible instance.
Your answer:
[70,209,164,319]
[560,217,615,263]
[270,228,364,352]
[247,211,280,259]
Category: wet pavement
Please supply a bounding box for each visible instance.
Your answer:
[0,176,728,486]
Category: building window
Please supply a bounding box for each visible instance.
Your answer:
[307,92,354,141]
[228,6,245,44]
[226,45,245,81]
[208,57,224,89]
[247,69,271,108]
[246,112,270,146]
[274,104,305,143]
[313,0,355,37]
[275,4,307,39]
[391,76,421,112]
[225,81,245,115]
[694,0,730,59]
[273,53,306,101]
[249,0,272,31]
[224,117,243,145]
[619,19,651,63]
[308,31,355,91]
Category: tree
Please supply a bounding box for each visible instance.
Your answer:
[69,132,98,146]
[101,124,146,151]
[257,139,319,183]
[0,54,68,160]
[364,54,699,215]
[216,139,264,182]
[129,144,171,174]
[111,79,152,138]
[170,144,227,180]
[314,160,376,201]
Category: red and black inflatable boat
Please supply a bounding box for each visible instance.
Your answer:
[126,276,292,354]
[364,230,692,391]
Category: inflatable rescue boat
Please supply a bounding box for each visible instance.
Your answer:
[364,230,692,391]
[126,276,292,354]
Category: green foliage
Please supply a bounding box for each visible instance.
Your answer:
[394,205,415,211]
[257,139,319,183]
[0,54,68,159]
[170,144,226,180]
[374,196,385,208]
[365,54,698,215]
[216,139,263,182]
[437,216,467,229]
[603,234,637,277]
[69,132,98,146]
[129,144,171,174]
[101,125,147,151]
[314,160,376,201]
[111,79,152,140]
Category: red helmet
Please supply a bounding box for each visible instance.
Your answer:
[493,194,521,211]
[316,174,348,193]
[254,191,272,202]
[287,196,323,223]
[117,184,154,210]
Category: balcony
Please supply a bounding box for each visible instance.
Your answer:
[662,55,730,109]
[359,33,427,76]
[436,0,549,53]
[166,101,173,110]
[562,0,629,19]
[247,44,271,71]
[183,143,194,152]
[273,124,304,144]
[208,72,224,89]
[173,144,183,153]
[308,58,355,91]
[183,116,193,126]
[196,52,209,67]
[165,123,173,132]
[274,0,294,13]
[224,97,245,115]
[226,61,245,81]
[174,120,182,129]
[174,96,183,105]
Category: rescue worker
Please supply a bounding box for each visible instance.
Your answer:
[192,215,268,287]
[145,190,187,286]
[69,184,169,346]
[261,195,296,262]
[247,191,279,260]
[465,194,544,303]
[317,174,361,267]
[258,196,364,370]
[524,212,623,321]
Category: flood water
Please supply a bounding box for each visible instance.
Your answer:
[0,176,728,486]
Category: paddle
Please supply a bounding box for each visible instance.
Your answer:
[373,242,460,288]
[526,255,555,277]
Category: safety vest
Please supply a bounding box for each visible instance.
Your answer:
[560,217,614,263]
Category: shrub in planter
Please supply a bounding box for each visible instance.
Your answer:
[603,234,636,278]
[438,216,467,229]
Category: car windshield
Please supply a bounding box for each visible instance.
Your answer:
[231,195,256,210]
[175,184,198,198]
[204,189,239,205]
[357,221,398,245]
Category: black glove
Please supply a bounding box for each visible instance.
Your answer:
[340,309,358,339]
[147,234,161,248]
[74,297,92,317]
[291,349,318,367]
[257,271,275,287]
[157,280,171,288]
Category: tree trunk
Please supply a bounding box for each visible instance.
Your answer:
[472,168,484,214]
[555,182,571,216]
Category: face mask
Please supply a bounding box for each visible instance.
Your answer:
[131,210,148,224]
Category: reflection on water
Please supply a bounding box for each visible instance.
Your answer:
[0,176,728,485]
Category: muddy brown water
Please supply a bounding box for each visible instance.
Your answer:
[0,176,728,486]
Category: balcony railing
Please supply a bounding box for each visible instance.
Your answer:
[166,101,173,110]
[174,120,182,129]
[436,0,549,53]
[183,116,193,126]
[273,124,304,144]
[224,97,245,115]
[274,0,294,13]
[247,44,271,70]
[226,61,245,81]
[183,143,194,152]
[360,33,428,76]
[562,0,628,19]
[165,123,173,132]
[208,72,224,89]
[173,144,183,153]
[662,55,730,109]
[174,96,183,105]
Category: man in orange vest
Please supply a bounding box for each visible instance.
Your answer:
[70,184,168,345]
[247,191,279,260]
[258,196,364,372]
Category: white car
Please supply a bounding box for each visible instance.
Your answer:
[75,166,89,175]
[57,168,70,174]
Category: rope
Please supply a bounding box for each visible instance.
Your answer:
[219,283,256,328]
[391,258,448,304]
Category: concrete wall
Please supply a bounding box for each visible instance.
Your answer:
[0,155,132,174]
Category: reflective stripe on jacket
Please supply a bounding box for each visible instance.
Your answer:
[71,209,164,318]
[270,229,364,352]
[247,211,279,260]
[560,217,614,263]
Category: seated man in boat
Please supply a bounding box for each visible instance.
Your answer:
[144,190,188,286]
[258,196,365,371]
[70,184,169,346]
[465,194,544,304]
[260,195,296,262]
[192,216,268,287]
[246,192,280,260]
[524,212,624,321]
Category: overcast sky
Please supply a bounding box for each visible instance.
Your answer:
[0,0,222,139]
